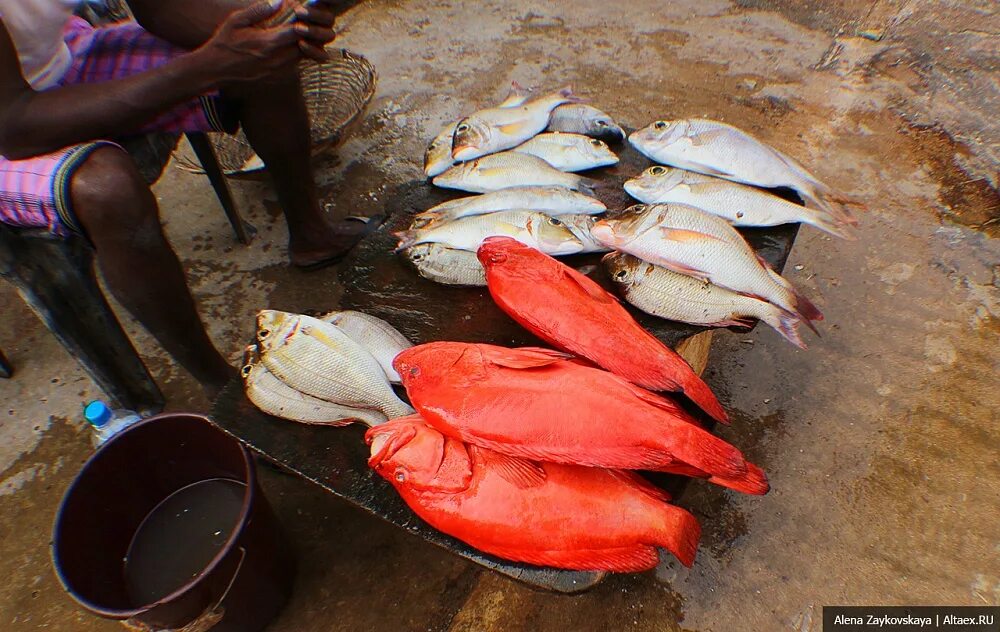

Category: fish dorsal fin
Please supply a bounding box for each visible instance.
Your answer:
[482,345,574,369]
[659,227,727,244]
[471,445,546,488]
[559,265,617,304]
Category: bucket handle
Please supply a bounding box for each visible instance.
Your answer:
[121,546,247,632]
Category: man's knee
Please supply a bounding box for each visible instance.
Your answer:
[70,146,159,240]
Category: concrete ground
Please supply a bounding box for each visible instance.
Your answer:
[1,0,998,630]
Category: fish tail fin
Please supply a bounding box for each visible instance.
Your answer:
[799,181,864,228]
[653,505,701,568]
[668,423,747,479]
[758,307,809,349]
[802,206,858,240]
[709,462,770,495]
[679,374,729,424]
[759,265,823,326]
[393,230,421,253]
[576,175,611,197]
[557,85,586,104]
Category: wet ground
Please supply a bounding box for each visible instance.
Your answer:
[1,0,997,630]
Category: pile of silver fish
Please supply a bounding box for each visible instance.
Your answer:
[400,83,625,285]
[243,310,415,426]
[591,118,864,348]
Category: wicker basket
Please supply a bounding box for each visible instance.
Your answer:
[175,48,377,176]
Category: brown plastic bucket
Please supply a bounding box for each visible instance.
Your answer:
[52,413,294,631]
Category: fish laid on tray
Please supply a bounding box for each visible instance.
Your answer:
[629,118,862,228]
[367,415,701,570]
[604,252,806,348]
[395,210,584,255]
[452,87,582,161]
[256,310,414,418]
[403,243,487,286]
[513,132,619,172]
[547,103,625,142]
[591,204,823,332]
[625,166,853,239]
[242,344,388,426]
[394,342,768,494]
[413,186,606,227]
[433,151,601,194]
[477,237,728,423]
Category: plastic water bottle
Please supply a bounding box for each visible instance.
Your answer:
[84,401,142,447]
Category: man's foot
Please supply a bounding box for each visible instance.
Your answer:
[288,217,381,269]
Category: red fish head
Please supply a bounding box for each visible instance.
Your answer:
[393,342,485,391]
[476,235,543,269]
[365,415,472,493]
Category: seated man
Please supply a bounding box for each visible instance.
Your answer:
[0,0,366,394]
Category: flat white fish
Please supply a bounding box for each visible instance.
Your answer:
[414,186,606,226]
[629,118,860,227]
[624,166,854,239]
[547,104,625,142]
[404,243,487,286]
[256,310,414,418]
[395,210,584,255]
[591,204,822,327]
[452,87,582,161]
[513,132,619,172]
[603,253,806,348]
[242,345,388,426]
[433,151,600,194]
[556,214,611,253]
[423,83,533,178]
[320,311,412,384]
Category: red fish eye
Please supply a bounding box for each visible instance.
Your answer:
[394,469,407,482]
[489,253,507,264]
[409,367,420,378]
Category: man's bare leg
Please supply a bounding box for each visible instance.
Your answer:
[72,146,234,394]
[225,71,369,268]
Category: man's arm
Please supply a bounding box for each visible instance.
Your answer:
[0,3,298,160]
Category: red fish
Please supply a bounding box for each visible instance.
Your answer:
[394,342,768,494]
[367,415,701,570]
[477,236,729,423]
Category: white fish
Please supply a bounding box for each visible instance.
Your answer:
[404,243,487,286]
[395,210,584,255]
[433,151,600,194]
[423,83,533,178]
[603,253,806,348]
[256,310,414,418]
[556,214,611,253]
[320,311,412,384]
[591,204,822,327]
[242,345,388,426]
[624,166,854,239]
[547,104,625,142]
[513,132,619,172]
[629,119,861,227]
[452,87,582,161]
[414,186,606,226]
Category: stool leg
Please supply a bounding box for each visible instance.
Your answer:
[0,232,164,413]
[186,132,255,245]
[0,345,11,378]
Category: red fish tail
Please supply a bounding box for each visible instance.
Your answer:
[709,461,770,496]
[680,374,729,424]
[654,505,701,568]
[667,423,747,479]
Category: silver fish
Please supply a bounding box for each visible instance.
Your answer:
[452,87,581,161]
[556,214,611,253]
[242,344,388,426]
[547,104,625,142]
[320,311,412,384]
[414,186,606,226]
[604,253,806,348]
[404,243,487,286]
[513,132,619,172]
[395,210,584,255]
[591,204,822,327]
[433,151,600,194]
[629,118,861,227]
[423,83,533,178]
[256,310,414,418]
[624,166,854,239]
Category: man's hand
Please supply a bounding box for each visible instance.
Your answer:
[196,2,301,84]
[293,0,338,62]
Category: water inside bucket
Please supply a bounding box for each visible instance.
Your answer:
[123,478,246,606]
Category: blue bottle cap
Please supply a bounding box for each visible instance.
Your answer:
[84,401,112,428]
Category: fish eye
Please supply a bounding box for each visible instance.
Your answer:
[597,120,609,127]
[409,366,420,378]
[241,364,253,377]
[394,468,407,483]
[456,123,469,133]
[590,139,604,147]
[615,270,628,280]
[547,217,563,226]
[633,204,647,212]
[654,121,667,129]
[258,329,270,339]
[488,252,507,264]
[649,166,666,176]
[411,252,425,261]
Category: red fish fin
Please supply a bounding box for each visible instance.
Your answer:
[678,374,730,424]
[659,227,727,244]
[559,265,617,304]
[617,377,690,417]
[606,469,672,503]
[481,345,574,370]
[470,445,546,488]
[667,424,747,478]
[709,462,770,495]
[487,544,659,573]
[653,505,701,568]
[466,436,678,471]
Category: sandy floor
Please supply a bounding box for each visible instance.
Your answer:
[0,0,997,630]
